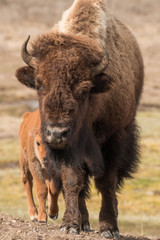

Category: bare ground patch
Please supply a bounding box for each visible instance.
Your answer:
[0,214,157,240]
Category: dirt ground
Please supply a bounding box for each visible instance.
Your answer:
[0,214,158,240]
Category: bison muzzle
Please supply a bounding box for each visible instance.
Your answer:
[45,125,70,149]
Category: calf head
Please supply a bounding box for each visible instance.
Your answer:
[31,129,47,168]
[16,33,112,150]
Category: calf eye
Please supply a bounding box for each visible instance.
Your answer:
[36,142,40,146]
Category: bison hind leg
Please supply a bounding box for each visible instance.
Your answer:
[96,121,140,237]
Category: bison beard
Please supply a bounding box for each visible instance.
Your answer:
[15,0,144,238]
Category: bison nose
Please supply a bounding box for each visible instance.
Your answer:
[45,126,70,148]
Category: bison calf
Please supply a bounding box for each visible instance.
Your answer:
[19,110,59,222]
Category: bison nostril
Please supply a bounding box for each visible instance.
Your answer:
[62,129,70,138]
[46,129,51,136]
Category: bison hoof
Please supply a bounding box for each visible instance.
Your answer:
[101,230,121,239]
[69,227,79,235]
[113,231,121,239]
[49,213,58,220]
[60,227,67,233]
[101,231,113,239]
[38,220,47,224]
[31,218,38,222]
[60,225,79,235]
[30,215,38,222]
[60,226,68,233]
[82,223,91,232]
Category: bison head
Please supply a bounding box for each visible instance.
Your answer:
[16,33,112,150]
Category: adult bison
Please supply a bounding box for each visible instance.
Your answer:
[16,0,144,238]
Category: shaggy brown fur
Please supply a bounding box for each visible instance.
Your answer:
[16,0,144,238]
[19,110,59,222]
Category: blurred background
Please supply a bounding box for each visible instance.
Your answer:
[0,0,160,237]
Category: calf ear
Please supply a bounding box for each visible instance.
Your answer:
[29,128,39,137]
[90,72,113,94]
[15,66,36,89]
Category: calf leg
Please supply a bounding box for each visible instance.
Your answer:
[46,179,59,220]
[21,167,38,221]
[95,172,120,239]
[34,177,48,222]
[60,165,84,234]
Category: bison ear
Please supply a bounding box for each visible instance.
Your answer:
[15,66,36,89]
[90,72,113,94]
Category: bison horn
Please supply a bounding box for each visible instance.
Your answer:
[21,35,34,68]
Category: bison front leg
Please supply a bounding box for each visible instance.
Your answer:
[78,175,90,232]
[79,193,90,232]
[60,165,84,234]
[95,173,120,239]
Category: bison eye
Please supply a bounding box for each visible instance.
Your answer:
[36,141,40,146]
[35,78,42,91]
[35,85,40,91]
